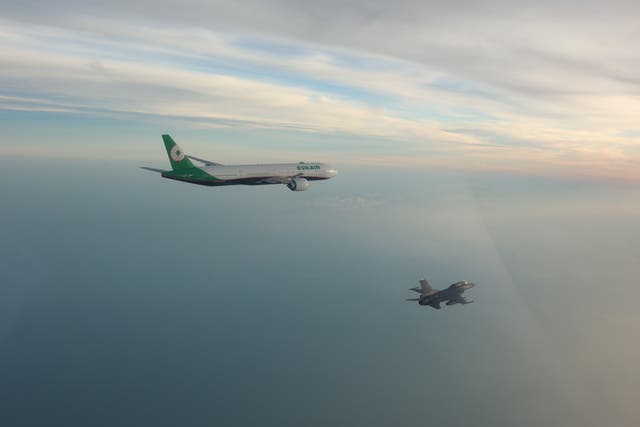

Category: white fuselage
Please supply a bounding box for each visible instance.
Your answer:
[204,162,338,181]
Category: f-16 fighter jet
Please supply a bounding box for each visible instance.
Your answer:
[407,278,476,309]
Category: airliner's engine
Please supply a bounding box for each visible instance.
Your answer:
[287,177,310,191]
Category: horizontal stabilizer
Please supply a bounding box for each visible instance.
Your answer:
[140,166,168,173]
[406,298,420,301]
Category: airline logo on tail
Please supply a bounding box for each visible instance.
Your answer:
[170,145,185,162]
[162,134,195,171]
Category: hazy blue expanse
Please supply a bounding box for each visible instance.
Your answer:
[1,158,639,426]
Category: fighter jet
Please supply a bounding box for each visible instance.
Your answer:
[406,278,476,309]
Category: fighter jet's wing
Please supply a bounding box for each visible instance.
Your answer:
[428,300,441,309]
[187,155,223,166]
[419,279,435,294]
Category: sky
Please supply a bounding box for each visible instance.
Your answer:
[1,2,640,426]
[1,1,640,181]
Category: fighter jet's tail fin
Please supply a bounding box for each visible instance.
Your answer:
[419,278,435,294]
[162,134,196,171]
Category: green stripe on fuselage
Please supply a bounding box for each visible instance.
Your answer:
[161,167,220,183]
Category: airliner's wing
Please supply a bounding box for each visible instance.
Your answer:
[187,155,223,166]
[256,173,304,185]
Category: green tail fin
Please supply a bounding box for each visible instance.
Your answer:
[162,134,195,171]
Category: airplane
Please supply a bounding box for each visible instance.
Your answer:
[406,278,476,309]
[141,135,337,191]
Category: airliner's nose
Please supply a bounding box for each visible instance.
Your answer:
[328,167,338,177]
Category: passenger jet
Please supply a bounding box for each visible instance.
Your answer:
[142,135,337,191]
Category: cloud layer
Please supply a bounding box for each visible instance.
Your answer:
[1,2,639,180]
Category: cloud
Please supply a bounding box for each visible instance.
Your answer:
[0,22,489,142]
[0,2,639,181]
[6,1,639,96]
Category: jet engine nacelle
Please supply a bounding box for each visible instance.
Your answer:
[287,177,310,191]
